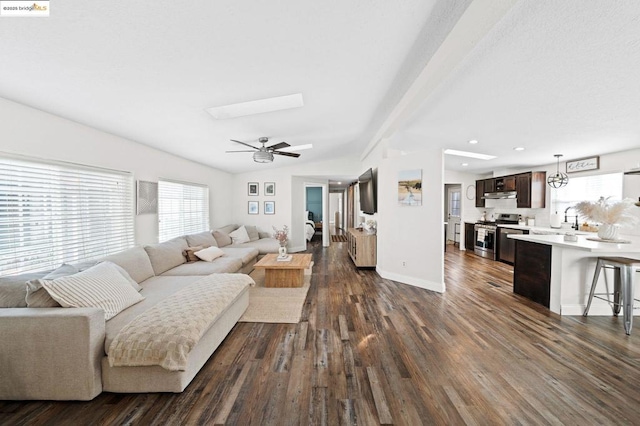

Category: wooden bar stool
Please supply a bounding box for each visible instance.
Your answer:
[583,257,640,335]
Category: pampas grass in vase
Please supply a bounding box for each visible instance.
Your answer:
[574,197,638,240]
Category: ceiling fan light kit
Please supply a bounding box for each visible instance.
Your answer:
[227,136,311,164]
[547,154,569,189]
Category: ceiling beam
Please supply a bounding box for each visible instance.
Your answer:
[360,0,519,161]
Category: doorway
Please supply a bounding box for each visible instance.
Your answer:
[444,184,462,246]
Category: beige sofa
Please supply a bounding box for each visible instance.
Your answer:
[0,226,279,400]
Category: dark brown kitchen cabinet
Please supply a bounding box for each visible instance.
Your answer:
[464,222,475,251]
[504,176,516,191]
[483,178,496,193]
[516,172,546,208]
[475,180,485,207]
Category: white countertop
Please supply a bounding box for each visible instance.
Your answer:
[508,233,640,253]
[496,223,592,235]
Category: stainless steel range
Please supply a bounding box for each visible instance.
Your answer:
[474,213,519,260]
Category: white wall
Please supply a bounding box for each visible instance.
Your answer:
[230,156,361,251]
[329,193,341,225]
[363,142,445,293]
[0,97,234,245]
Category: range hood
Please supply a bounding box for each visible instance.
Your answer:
[483,191,517,199]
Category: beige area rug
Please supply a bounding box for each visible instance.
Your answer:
[239,264,312,323]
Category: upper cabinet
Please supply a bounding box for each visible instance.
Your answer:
[516,172,546,208]
[476,171,546,209]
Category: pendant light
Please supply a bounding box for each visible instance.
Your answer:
[547,154,569,188]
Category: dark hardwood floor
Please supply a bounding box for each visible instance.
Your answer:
[1,242,639,425]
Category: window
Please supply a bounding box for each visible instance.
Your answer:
[449,189,461,217]
[0,154,134,276]
[158,180,209,242]
[554,172,623,221]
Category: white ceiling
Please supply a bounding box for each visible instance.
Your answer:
[1,1,639,175]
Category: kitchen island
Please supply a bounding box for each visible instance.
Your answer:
[509,233,640,315]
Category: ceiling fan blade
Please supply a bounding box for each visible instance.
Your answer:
[267,142,290,151]
[274,151,301,158]
[230,139,259,150]
[279,143,313,152]
[225,150,256,153]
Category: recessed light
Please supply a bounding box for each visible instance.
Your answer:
[514,147,525,151]
[337,182,342,184]
[444,149,496,160]
[461,163,469,166]
[468,140,478,144]
[205,93,304,119]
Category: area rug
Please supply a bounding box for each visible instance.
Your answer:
[239,264,312,323]
[331,234,347,242]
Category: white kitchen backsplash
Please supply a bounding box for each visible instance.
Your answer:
[481,198,548,226]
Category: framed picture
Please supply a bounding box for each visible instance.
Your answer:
[264,201,275,215]
[566,156,599,173]
[248,201,259,215]
[248,182,259,196]
[265,182,276,196]
[398,169,422,206]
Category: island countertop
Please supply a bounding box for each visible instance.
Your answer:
[508,233,640,316]
[508,233,640,254]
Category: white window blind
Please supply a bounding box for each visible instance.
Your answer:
[553,172,623,220]
[158,180,209,242]
[0,154,134,276]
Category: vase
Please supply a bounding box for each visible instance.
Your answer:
[278,245,287,258]
[597,223,619,240]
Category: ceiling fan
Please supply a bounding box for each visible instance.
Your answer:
[226,137,311,163]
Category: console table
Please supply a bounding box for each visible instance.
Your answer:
[347,228,377,267]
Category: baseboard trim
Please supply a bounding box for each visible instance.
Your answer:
[376,267,445,293]
[562,304,613,316]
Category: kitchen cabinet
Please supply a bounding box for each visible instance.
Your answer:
[504,176,516,191]
[483,178,496,193]
[464,222,475,251]
[513,239,552,308]
[475,180,485,207]
[516,172,546,208]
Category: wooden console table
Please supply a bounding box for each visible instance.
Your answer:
[347,228,377,267]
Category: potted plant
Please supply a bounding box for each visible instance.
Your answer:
[574,197,638,240]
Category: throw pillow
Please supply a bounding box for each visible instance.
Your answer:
[213,230,232,247]
[194,246,225,262]
[245,225,260,242]
[41,262,145,320]
[229,225,250,245]
[105,261,143,292]
[26,264,78,308]
[185,231,218,248]
[183,245,206,262]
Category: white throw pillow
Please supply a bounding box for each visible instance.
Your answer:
[194,246,225,262]
[41,262,145,320]
[229,225,251,245]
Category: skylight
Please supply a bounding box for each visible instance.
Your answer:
[444,149,496,160]
[205,93,304,119]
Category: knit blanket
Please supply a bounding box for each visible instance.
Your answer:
[108,273,254,371]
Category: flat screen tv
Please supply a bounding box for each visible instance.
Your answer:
[358,168,377,215]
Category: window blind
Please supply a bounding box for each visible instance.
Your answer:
[158,180,209,242]
[0,154,134,276]
[553,172,623,219]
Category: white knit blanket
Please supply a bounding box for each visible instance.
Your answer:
[108,273,254,371]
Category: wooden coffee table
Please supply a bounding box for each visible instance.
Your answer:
[253,253,313,288]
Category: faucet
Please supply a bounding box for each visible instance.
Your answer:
[564,206,579,230]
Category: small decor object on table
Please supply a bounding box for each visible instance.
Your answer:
[575,197,638,240]
[364,219,377,234]
[273,225,289,258]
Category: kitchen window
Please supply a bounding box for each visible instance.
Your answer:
[0,154,134,276]
[158,179,209,242]
[553,172,623,221]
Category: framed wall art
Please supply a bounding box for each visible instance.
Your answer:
[248,201,259,215]
[248,182,259,196]
[265,182,275,196]
[264,201,275,215]
[566,156,599,173]
[398,169,422,206]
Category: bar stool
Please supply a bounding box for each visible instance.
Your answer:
[584,257,640,335]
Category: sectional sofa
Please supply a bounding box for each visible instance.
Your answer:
[0,224,279,400]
